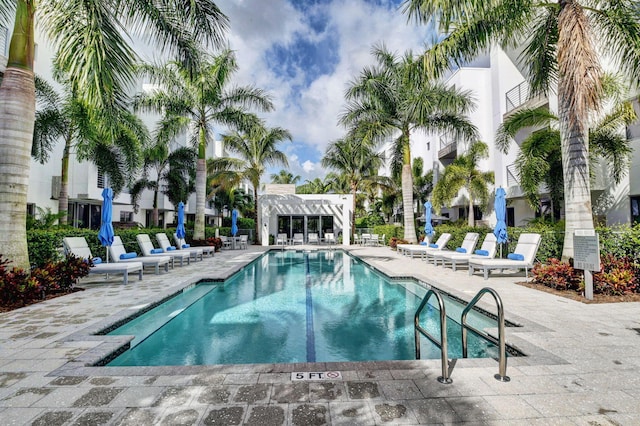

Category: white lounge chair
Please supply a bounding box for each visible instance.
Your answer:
[173,233,215,257]
[137,234,190,267]
[399,233,451,259]
[437,233,497,271]
[275,233,287,246]
[156,233,203,261]
[307,233,319,244]
[469,233,542,280]
[324,232,336,245]
[430,233,479,265]
[62,237,143,285]
[292,233,304,245]
[109,236,171,274]
[397,235,429,255]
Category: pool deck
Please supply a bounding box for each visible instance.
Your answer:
[1,244,639,425]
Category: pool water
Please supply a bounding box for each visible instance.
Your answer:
[107,250,506,366]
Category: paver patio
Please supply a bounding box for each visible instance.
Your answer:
[1,245,639,425]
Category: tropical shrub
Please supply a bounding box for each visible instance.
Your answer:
[389,237,408,249]
[372,225,402,243]
[531,258,582,291]
[192,237,222,251]
[593,254,639,295]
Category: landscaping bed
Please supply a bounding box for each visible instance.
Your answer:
[517,281,640,304]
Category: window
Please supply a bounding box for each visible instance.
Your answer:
[97,170,105,189]
[120,211,133,222]
[631,196,640,224]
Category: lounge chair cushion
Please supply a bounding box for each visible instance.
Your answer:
[429,243,438,248]
[92,257,102,264]
[182,244,190,248]
[420,242,427,246]
[151,248,163,254]
[508,253,525,261]
[475,249,489,256]
[120,252,137,259]
[456,248,467,253]
[166,246,176,251]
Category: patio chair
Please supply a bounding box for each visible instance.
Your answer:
[156,233,203,261]
[292,233,304,245]
[238,234,248,249]
[468,233,542,280]
[275,233,287,246]
[399,233,451,259]
[307,233,320,244]
[220,235,233,250]
[137,234,190,267]
[361,233,371,246]
[324,232,336,245]
[173,233,215,257]
[437,233,497,271]
[62,237,143,285]
[368,234,380,246]
[429,232,479,265]
[109,236,171,274]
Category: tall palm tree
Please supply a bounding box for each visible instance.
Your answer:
[403,0,640,258]
[130,140,196,227]
[135,50,273,240]
[270,169,300,184]
[321,136,385,238]
[0,0,227,269]
[34,75,146,225]
[207,121,291,244]
[341,44,478,243]
[411,157,434,217]
[432,141,495,227]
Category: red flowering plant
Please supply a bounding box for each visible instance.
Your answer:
[531,258,582,292]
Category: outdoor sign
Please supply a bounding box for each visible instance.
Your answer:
[291,371,342,381]
[573,230,600,300]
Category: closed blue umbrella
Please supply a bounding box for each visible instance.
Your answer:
[493,187,508,257]
[231,208,239,237]
[176,202,186,240]
[98,187,115,262]
[424,201,434,238]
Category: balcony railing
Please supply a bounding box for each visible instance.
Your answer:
[438,138,457,160]
[505,81,530,113]
[506,163,519,187]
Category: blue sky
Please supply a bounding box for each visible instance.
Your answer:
[223,0,432,182]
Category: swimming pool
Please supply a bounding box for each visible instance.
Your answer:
[106,250,512,366]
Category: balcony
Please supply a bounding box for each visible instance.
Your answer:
[504,81,548,119]
[438,138,457,164]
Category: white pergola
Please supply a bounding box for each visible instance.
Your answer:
[259,193,353,246]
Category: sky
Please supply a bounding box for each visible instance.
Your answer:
[220,0,433,183]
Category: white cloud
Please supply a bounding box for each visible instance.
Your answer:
[220,0,432,181]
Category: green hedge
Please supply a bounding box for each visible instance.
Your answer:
[372,225,403,244]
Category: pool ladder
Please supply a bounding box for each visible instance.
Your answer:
[414,287,510,384]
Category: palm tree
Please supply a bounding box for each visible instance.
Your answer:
[321,136,385,238]
[432,141,495,227]
[33,75,146,225]
[135,50,274,240]
[296,177,332,194]
[130,140,196,227]
[403,0,640,258]
[497,99,635,219]
[207,121,291,244]
[0,0,227,268]
[411,157,434,218]
[271,169,300,184]
[341,44,478,243]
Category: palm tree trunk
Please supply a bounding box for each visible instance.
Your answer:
[58,139,71,225]
[559,104,593,260]
[253,184,260,245]
[194,130,207,240]
[468,197,475,227]
[401,131,417,243]
[152,190,159,227]
[0,68,36,269]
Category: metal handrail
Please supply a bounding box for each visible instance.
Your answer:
[414,289,453,384]
[461,287,510,382]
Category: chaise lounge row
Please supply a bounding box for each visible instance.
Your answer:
[397,232,542,280]
[63,232,217,285]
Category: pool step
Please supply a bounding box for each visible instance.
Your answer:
[109,284,217,347]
